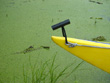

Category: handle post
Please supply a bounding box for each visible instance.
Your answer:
[51,19,70,44]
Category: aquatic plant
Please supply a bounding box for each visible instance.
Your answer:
[13,46,50,54]
[23,55,83,83]
[92,36,106,41]
[89,0,103,4]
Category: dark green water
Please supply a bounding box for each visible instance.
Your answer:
[0,0,110,83]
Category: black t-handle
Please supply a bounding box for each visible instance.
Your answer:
[51,19,70,44]
[51,19,70,30]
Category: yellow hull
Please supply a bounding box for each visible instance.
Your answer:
[51,36,110,73]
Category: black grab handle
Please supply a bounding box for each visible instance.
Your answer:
[51,19,71,44]
[51,19,70,30]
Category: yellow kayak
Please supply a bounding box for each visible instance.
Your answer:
[51,36,110,73]
[51,19,110,73]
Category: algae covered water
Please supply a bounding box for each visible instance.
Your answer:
[0,0,110,83]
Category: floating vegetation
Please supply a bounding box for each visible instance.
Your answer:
[90,17,93,19]
[90,17,103,20]
[94,20,97,25]
[95,17,103,20]
[92,36,106,41]
[41,46,50,50]
[58,10,63,12]
[89,0,103,4]
[6,14,8,17]
[90,17,103,25]
[13,45,50,54]
[96,1,103,4]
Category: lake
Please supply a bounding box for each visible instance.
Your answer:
[0,0,110,83]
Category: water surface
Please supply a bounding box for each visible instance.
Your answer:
[0,0,110,83]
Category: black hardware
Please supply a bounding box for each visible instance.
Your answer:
[51,19,70,44]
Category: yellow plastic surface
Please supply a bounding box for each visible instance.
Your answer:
[51,36,110,73]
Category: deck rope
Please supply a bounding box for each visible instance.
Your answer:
[66,42,110,49]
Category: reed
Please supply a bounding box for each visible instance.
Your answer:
[23,55,83,83]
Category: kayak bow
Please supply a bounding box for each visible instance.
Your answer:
[51,19,110,73]
[51,36,110,73]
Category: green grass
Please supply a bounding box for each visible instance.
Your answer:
[22,54,84,83]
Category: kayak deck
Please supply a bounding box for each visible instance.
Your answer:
[52,36,110,73]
